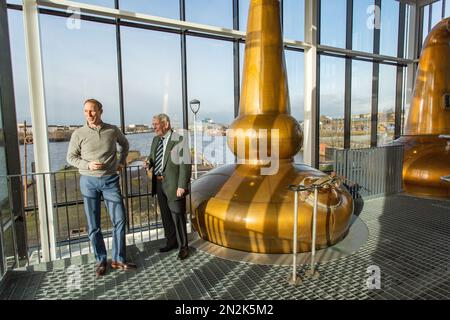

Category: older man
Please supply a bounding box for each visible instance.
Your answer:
[145,114,191,260]
[67,98,136,276]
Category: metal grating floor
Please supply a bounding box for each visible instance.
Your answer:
[1,193,450,300]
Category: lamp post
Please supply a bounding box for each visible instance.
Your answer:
[190,99,200,179]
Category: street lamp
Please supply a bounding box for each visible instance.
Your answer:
[190,99,200,179]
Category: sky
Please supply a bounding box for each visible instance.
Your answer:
[5,0,449,127]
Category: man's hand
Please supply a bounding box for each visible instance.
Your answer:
[88,161,104,171]
[143,159,150,170]
[176,188,185,198]
[117,163,124,173]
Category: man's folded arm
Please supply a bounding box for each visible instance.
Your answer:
[66,133,89,170]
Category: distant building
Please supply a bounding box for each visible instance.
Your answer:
[125,124,151,134]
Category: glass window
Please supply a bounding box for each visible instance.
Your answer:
[185,0,232,28]
[120,0,179,20]
[7,9,32,176]
[283,0,304,41]
[351,60,372,149]
[121,27,182,162]
[377,64,397,146]
[431,0,443,28]
[353,0,375,53]
[422,5,430,43]
[404,4,412,59]
[446,0,450,17]
[379,0,399,57]
[39,15,120,171]
[319,55,345,169]
[72,0,114,7]
[187,36,234,168]
[7,0,113,5]
[402,63,413,133]
[285,50,304,163]
[239,0,250,31]
[239,42,245,87]
[320,0,346,48]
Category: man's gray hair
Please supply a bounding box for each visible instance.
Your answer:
[153,113,171,126]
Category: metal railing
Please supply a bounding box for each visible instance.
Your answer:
[333,145,404,199]
[0,165,187,272]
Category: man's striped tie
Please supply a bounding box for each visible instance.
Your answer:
[154,137,164,175]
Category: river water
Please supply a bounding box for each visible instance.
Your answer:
[19,132,304,174]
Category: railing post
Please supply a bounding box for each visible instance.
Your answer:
[305,185,320,279]
[287,187,302,285]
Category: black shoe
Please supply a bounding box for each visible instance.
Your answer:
[159,244,178,253]
[95,261,107,277]
[178,247,189,260]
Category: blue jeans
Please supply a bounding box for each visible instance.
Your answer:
[80,174,126,263]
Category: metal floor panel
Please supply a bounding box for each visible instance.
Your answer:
[1,193,449,300]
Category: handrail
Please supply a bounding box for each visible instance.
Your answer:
[287,173,354,285]
[0,165,174,269]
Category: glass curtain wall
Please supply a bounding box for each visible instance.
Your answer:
[283,0,304,41]
[351,60,372,149]
[320,0,346,48]
[285,49,304,163]
[422,0,448,44]
[239,0,250,31]
[185,0,232,28]
[3,0,414,257]
[380,0,399,57]
[319,55,345,168]
[7,9,30,176]
[378,64,397,146]
[120,0,180,19]
[6,0,411,173]
[40,15,120,172]
[187,36,234,168]
[121,27,182,159]
[352,0,374,53]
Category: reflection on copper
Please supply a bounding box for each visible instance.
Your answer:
[395,17,450,199]
[189,0,353,253]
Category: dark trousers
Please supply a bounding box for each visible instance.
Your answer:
[156,180,188,249]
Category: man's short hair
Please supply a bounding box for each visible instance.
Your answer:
[84,98,103,111]
[153,113,171,127]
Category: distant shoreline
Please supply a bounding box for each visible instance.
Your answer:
[17,129,154,145]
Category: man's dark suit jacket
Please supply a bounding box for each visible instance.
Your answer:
[147,131,191,202]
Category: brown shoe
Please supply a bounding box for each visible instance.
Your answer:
[178,247,189,260]
[95,261,107,277]
[111,261,137,270]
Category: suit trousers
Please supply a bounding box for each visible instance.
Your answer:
[156,179,188,249]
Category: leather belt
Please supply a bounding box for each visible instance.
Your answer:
[156,175,164,181]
